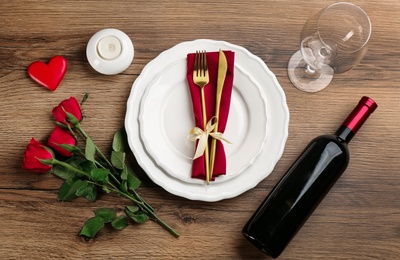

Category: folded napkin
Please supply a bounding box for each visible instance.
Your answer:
[187,51,235,180]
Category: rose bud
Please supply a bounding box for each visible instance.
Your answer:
[47,126,77,157]
[22,138,54,172]
[52,96,82,125]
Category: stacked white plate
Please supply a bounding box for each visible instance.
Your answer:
[125,39,289,202]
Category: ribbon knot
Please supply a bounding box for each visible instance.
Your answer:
[187,117,232,160]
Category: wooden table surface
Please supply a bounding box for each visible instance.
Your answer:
[1,0,399,259]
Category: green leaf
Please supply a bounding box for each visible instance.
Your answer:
[79,216,104,238]
[75,181,97,202]
[126,210,149,224]
[111,151,125,170]
[120,167,128,181]
[126,205,139,214]
[85,187,97,202]
[51,164,77,180]
[119,167,140,190]
[90,168,110,184]
[75,181,89,196]
[85,137,96,162]
[58,179,75,201]
[125,204,151,222]
[58,179,87,201]
[112,128,129,152]
[127,171,141,191]
[67,155,88,168]
[120,180,128,193]
[79,160,97,173]
[94,208,116,223]
[111,215,129,230]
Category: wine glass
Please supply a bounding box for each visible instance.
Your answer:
[288,2,371,92]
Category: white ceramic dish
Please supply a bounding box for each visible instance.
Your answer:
[139,59,268,184]
[125,39,289,201]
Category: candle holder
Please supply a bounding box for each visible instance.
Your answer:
[86,28,134,75]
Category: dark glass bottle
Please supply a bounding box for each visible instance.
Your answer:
[242,96,377,258]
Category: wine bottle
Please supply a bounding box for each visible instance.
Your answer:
[242,96,377,258]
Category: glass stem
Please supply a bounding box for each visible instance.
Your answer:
[305,65,318,76]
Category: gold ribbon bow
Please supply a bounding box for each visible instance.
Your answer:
[187,117,232,160]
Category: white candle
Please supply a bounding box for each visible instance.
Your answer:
[97,36,122,60]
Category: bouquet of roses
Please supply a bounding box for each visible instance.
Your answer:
[22,95,179,238]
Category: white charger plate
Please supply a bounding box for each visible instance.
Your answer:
[125,39,289,201]
[139,58,268,184]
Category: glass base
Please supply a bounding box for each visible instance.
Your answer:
[288,51,334,93]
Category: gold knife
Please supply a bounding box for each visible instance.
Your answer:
[209,49,227,178]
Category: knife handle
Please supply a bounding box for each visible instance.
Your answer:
[209,135,217,176]
[209,77,223,175]
[209,112,220,176]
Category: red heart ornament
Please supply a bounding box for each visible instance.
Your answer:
[28,56,68,91]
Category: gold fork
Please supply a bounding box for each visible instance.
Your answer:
[193,50,211,184]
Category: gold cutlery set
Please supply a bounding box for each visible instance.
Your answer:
[192,50,228,184]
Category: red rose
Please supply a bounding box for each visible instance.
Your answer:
[47,126,77,157]
[22,138,54,172]
[52,97,82,125]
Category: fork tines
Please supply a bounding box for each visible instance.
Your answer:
[194,50,208,77]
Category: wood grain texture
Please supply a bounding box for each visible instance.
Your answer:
[1,0,399,259]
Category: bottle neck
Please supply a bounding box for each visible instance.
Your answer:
[335,96,378,144]
[335,125,354,143]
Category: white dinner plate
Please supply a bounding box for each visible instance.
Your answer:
[125,39,289,201]
[139,58,268,184]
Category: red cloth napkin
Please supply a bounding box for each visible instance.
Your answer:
[187,51,235,180]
